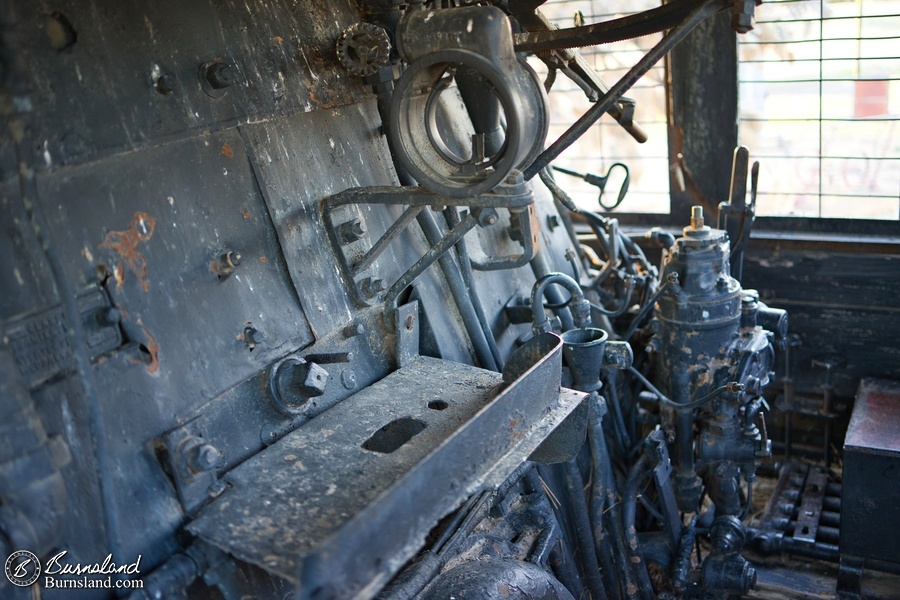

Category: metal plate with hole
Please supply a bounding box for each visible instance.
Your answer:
[188,335,584,599]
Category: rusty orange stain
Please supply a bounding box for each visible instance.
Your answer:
[241,208,250,219]
[113,263,125,292]
[221,143,234,158]
[259,256,267,263]
[142,326,159,374]
[273,35,284,43]
[308,91,333,109]
[100,212,156,293]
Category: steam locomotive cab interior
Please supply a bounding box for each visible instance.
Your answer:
[1,0,898,599]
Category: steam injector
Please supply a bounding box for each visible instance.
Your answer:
[652,206,787,598]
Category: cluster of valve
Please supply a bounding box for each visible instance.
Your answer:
[525,206,786,598]
[652,206,786,597]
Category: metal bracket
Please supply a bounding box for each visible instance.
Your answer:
[395,301,420,368]
[792,468,828,545]
[322,182,534,308]
[647,429,683,545]
[162,422,226,515]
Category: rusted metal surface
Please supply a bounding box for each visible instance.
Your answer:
[100,212,157,293]
[845,378,900,454]
[190,336,584,598]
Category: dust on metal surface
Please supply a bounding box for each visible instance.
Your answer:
[189,357,507,580]
[190,336,583,598]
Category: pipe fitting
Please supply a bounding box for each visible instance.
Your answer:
[530,272,589,334]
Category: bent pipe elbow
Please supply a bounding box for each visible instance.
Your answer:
[531,272,588,333]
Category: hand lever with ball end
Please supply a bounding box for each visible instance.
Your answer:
[552,163,631,211]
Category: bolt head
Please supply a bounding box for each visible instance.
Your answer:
[156,74,176,95]
[206,62,234,89]
[243,326,263,349]
[477,209,499,227]
[182,439,221,475]
[297,362,329,397]
[196,445,219,469]
[344,323,365,338]
[338,219,366,244]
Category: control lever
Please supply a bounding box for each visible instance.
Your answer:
[552,164,630,211]
[514,8,649,143]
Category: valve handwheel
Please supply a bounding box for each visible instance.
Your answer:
[336,23,391,77]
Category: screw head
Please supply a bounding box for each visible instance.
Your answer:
[341,369,357,390]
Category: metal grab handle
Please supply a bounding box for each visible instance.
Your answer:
[552,163,631,211]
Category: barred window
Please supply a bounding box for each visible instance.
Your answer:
[738,0,900,220]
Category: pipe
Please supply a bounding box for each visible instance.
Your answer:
[621,273,677,342]
[414,210,498,371]
[549,539,586,600]
[526,470,585,599]
[607,451,641,600]
[376,81,498,372]
[530,248,576,331]
[445,209,504,369]
[587,395,623,598]
[672,515,699,592]
[127,547,207,600]
[589,397,640,600]
[531,272,591,334]
[604,369,632,454]
[622,453,655,599]
[629,366,742,410]
[565,459,609,600]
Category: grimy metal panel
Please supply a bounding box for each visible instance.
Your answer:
[841,378,900,563]
[190,337,585,599]
[36,129,315,411]
[14,0,370,169]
